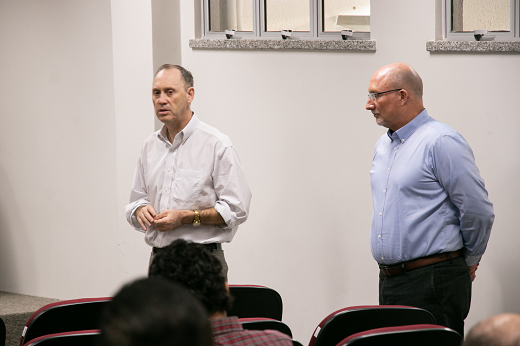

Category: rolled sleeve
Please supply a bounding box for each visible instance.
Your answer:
[124,157,150,233]
[213,146,252,229]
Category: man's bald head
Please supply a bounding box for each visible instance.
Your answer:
[373,62,423,98]
[463,313,520,346]
[366,62,425,131]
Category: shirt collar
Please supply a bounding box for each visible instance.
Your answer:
[157,113,200,144]
[387,109,429,142]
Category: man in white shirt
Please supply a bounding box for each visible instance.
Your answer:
[125,64,252,278]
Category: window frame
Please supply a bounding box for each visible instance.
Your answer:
[202,0,371,40]
[444,0,520,41]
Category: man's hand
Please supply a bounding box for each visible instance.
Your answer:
[153,209,191,232]
[468,263,479,282]
[136,205,157,231]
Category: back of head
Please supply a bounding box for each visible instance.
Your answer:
[463,313,520,346]
[98,277,212,346]
[149,239,230,315]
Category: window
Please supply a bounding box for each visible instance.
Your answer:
[202,0,371,40]
[445,0,519,41]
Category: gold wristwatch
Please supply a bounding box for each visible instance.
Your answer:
[193,210,201,227]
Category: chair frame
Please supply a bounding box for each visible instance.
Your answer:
[239,317,292,338]
[337,324,462,346]
[20,297,111,346]
[228,285,283,321]
[309,305,436,346]
[22,329,99,346]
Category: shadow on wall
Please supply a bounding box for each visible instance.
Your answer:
[0,164,35,293]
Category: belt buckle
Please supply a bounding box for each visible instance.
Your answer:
[379,265,392,276]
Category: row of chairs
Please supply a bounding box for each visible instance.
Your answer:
[16,285,462,346]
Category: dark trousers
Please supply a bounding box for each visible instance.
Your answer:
[379,256,471,337]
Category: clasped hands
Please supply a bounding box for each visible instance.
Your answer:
[136,205,189,232]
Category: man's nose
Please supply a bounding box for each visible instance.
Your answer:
[158,93,167,103]
[366,99,375,110]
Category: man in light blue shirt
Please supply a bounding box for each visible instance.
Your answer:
[367,63,494,337]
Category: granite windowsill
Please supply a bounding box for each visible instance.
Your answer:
[427,40,520,53]
[189,38,376,51]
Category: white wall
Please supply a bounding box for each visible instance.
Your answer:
[0,0,154,298]
[180,0,520,342]
[0,0,519,344]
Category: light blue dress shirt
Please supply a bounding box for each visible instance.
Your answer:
[370,109,494,266]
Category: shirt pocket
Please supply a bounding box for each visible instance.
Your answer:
[172,169,202,203]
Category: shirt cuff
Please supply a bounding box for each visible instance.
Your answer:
[214,202,233,229]
[464,254,482,267]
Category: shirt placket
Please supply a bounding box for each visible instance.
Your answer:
[378,135,401,263]
[159,140,180,214]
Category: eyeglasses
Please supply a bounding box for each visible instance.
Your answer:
[368,88,403,101]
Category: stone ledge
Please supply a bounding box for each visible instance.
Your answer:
[427,40,520,52]
[190,38,376,51]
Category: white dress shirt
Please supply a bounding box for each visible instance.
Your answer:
[125,114,252,247]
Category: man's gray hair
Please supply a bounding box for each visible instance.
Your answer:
[154,64,194,89]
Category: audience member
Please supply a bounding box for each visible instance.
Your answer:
[149,239,293,346]
[98,277,212,346]
[463,313,520,346]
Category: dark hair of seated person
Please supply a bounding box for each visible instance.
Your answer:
[148,239,231,315]
[97,277,212,346]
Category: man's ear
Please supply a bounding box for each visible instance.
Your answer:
[187,87,195,104]
[399,89,409,105]
[225,281,230,294]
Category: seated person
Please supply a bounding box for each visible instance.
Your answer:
[149,239,293,346]
[98,277,212,346]
[463,313,520,346]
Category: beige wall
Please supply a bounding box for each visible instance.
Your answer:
[0,0,519,343]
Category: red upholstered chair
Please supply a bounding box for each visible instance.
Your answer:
[309,305,436,346]
[228,285,283,321]
[22,330,99,346]
[239,317,292,338]
[335,324,462,346]
[20,298,111,346]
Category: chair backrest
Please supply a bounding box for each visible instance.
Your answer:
[22,330,99,346]
[336,324,462,346]
[1,316,6,346]
[309,305,436,346]
[20,297,111,346]
[228,285,283,321]
[239,317,292,338]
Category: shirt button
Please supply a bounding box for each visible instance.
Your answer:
[381,257,384,260]
[401,139,405,142]
[387,168,390,171]
[383,190,386,193]
[379,212,382,216]
[168,168,171,172]
[164,188,167,192]
[393,147,397,151]
[378,234,381,239]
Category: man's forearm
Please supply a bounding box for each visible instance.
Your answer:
[200,207,226,226]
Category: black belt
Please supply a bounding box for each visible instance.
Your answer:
[153,243,221,254]
[379,249,463,277]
